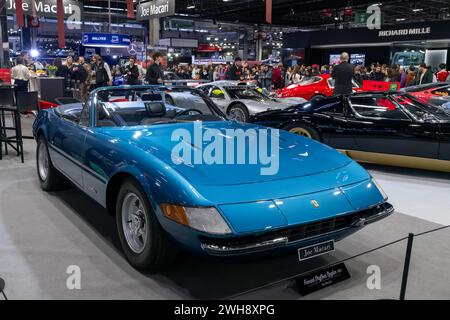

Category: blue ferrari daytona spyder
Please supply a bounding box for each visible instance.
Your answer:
[33,85,393,270]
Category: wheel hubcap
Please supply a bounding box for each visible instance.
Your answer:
[229,108,246,122]
[122,193,148,254]
[37,144,49,181]
[289,127,312,138]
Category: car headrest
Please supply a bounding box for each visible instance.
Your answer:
[98,105,109,120]
[145,101,166,117]
[142,93,163,101]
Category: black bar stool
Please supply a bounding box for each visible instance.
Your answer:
[0,90,39,163]
[0,85,21,162]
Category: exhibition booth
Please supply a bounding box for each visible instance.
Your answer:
[284,20,450,68]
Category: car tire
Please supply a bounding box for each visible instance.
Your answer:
[282,122,321,141]
[116,178,178,270]
[310,94,326,103]
[36,135,69,191]
[228,103,250,122]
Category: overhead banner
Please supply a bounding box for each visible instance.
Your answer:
[136,0,175,21]
[57,0,64,48]
[126,0,134,19]
[14,0,24,27]
[6,0,81,17]
[82,33,132,48]
[265,0,272,24]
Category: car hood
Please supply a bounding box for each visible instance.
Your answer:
[100,121,352,186]
[238,99,293,110]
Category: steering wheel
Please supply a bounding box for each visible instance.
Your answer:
[176,108,204,117]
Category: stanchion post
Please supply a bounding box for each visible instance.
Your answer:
[399,233,414,300]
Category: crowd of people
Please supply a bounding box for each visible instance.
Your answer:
[9,50,450,102]
[168,55,450,93]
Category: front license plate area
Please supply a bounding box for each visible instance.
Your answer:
[298,240,335,261]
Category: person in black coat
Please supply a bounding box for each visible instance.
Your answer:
[415,63,434,85]
[124,56,140,85]
[225,57,243,80]
[145,52,165,84]
[331,52,354,95]
[370,64,385,81]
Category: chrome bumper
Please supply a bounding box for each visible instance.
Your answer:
[200,203,394,256]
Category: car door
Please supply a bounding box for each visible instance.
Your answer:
[315,97,359,150]
[80,98,115,206]
[347,94,439,159]
[47,104,87,187]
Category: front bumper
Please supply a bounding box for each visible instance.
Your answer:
[200,202,394,256]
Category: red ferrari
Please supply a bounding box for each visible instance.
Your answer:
[276,74,361,102]
[402,82,450,106]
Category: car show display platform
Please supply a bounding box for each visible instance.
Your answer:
[0,118,449,300]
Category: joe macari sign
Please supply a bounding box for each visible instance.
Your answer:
[136,0,175,21]
[6,0,82,17]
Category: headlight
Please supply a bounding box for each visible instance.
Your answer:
[160,204,232,235]
[372,178,388,201]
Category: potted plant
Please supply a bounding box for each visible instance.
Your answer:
[47,65,57,78]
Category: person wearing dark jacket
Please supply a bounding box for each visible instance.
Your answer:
[415,63,434,85]
[331,52,354,95]
[225,57,243,80]
[370,64,384,81]
[54,57,69,79]
[124,56,140,85]
[145,52,165,84]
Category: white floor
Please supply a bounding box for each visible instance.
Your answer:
[368,165,450,226]
[0,117,449,299]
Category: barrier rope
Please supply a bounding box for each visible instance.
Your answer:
[223,224,450,300]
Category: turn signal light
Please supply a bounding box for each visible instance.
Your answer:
[160,204,189,226]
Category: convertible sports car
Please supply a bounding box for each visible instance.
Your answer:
[276,74,361,102]
[171,81,307,122]
[33,85,393,270]
[402,82,450,106]
[250,91,450,172]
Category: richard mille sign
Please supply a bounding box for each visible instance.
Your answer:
[378,27,431,37]
[136,0,175,21]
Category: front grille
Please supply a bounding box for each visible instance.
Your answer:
[200,203,391,249]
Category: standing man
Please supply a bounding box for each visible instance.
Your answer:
[331,52,354,96]
[225,57,243,80]
[415,63,433,85]
[145,52,164,84]
[11,57,30,99]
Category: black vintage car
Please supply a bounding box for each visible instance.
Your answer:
[249,92,450,172]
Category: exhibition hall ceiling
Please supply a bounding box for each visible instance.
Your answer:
[81,0,450,27]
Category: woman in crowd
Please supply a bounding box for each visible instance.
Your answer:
[124,56,140,85]
[54,57,69,79]
[290,64,302,84]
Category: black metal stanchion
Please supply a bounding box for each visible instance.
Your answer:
[0,276,7,300]
[399,233,414,300]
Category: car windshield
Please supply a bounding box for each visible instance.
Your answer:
[94,86,225,127]
[225,87,270,101]
[392,93,450,121]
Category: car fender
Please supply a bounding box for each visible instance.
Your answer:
[226,101,249,115]
[279,118,323,141]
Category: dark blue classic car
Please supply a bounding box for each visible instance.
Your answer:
[33,85,393,270]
